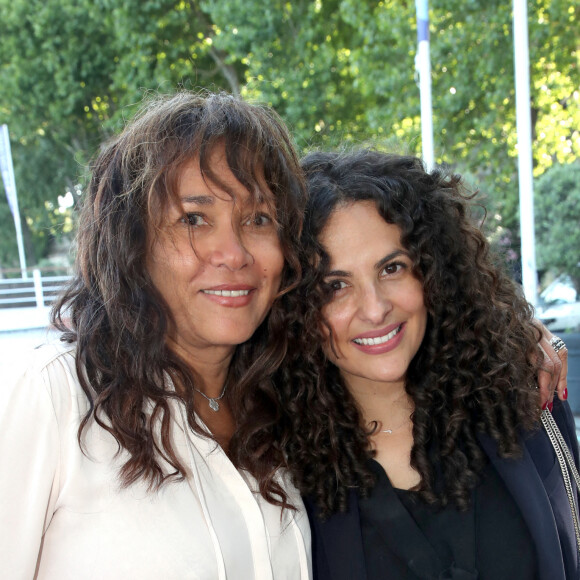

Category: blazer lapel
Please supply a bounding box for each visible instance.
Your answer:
[478,431,566,580]
[308,429,574,580]
[306,490,367,580]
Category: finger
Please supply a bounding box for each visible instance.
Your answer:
[534,320,568,410]
[536,343,555,408]
[540,335,562,391]
[536,322,568,408]
[539,327,568,402]
[554,345,568,401]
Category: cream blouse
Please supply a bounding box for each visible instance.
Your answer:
[0,343,311,579]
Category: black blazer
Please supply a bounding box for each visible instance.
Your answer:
[305,399,580,580]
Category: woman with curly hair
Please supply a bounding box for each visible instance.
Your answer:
[0,92,311,579]
[279,149,579,579]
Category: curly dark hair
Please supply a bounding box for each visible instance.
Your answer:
[52,90,306,508]
[277,149,542,517]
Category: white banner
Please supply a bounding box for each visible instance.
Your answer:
[0,124,27,275]
[0,124,18,218]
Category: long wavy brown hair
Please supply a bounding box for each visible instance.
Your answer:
[52,91,306,508]
[277,149,542,517]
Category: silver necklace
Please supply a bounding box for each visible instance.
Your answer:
[194,384,227,412]
[378,417,411,434]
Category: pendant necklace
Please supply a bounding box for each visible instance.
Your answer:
[194,384,227,412]
[378,416,411,434]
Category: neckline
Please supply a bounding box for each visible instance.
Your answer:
[368,458,419,494]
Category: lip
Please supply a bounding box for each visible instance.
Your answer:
[351,322,406,354]
[200,284,256,308]
[353,323,401,341]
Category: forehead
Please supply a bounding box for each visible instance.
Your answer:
[176,148,272,207]
[320,201,403,263]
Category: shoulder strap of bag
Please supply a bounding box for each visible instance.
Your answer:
[541,409,580,554]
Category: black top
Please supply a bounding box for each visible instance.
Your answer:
[358,459,537,579]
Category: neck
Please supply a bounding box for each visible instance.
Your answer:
[167,337,233,398]
[345,377,414,428]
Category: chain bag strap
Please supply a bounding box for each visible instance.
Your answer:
[540,409,580,554]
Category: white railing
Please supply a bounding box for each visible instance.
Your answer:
[0,269,72,309]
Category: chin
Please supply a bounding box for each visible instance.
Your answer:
[215,328,261,348]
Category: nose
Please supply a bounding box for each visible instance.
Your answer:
[205,223,253,271]
[357,283,392,325]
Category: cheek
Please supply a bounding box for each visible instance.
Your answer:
[320,332,336,364]
[272,254,286,279]
[260,243,285,283]
[403,281,426,312]
[409,299,428,347]
[319,308,344,362]
[408,297,426,318]
[146,249,167,290]
[415,309,428,345]
[148,242,204,298]
[322,300,351,337]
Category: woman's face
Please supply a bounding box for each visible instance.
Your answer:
[147,147,285,358]
[319,201,428,392]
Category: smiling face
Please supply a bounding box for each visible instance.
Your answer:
[319,201,428,392]
[147,147,285,362]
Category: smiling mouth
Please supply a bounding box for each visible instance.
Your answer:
[353,324,403,346]
[202,289,252,297]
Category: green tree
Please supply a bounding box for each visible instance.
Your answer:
[534,161,580,293]
[0,0,240,268]
[0,0,119,266]
[0,0,578,271]
[203,0,371,148]
[205,0,578,244]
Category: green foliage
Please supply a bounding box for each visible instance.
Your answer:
[0,0,118,265]
[0,0,235,267]
[97,0,243,122]
[534,161,580,292]
[206,0,579,238]
[204,0,372,148]
[0,0,577,271]
[0,196,19,268]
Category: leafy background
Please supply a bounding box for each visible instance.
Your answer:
[0,0,578,289]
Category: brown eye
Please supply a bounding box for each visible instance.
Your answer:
[380,262,405,276]
[181,213,208,227]
[326,280,347,293]
[243,213,273,227]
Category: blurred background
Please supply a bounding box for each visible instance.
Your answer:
[0,0,578,429]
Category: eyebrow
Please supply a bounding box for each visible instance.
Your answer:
[180,195,215,206]
[326,249,407,278]
[374,249,407,270]
[180,192,270,207]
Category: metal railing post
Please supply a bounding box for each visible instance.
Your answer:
[32,268,44,308]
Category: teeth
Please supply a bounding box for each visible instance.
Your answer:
[354,325,401,346]
[203,289,251,297]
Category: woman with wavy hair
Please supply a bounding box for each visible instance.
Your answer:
[0,92,311,579]
[279,149,579,579]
